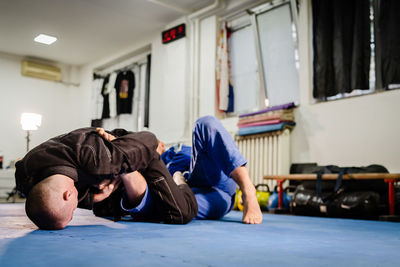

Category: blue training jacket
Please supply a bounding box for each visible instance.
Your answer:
[161,145,191,176]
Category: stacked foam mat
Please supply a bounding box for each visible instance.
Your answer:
[237,102,296,136]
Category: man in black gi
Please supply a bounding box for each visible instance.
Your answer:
[15,128,198,230]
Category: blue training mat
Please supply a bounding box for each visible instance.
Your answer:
[0,204,399,266]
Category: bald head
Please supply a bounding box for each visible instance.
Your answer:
[25,174,78,230]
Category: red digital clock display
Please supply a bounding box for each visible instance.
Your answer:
[162,24,186,44]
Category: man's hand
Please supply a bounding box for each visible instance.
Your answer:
[93,178,121,203]
[172,171,187,185]
[156,141,166,155]
[96,128,116,142]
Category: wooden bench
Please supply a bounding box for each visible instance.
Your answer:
[263,173,400,216]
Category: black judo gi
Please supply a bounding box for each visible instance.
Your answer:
[15,128,198,224]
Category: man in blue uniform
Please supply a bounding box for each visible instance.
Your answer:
[102,116,262,224]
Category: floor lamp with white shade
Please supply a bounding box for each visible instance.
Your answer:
[20,113,42,152]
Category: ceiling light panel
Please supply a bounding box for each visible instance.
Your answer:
[34,34,57,45]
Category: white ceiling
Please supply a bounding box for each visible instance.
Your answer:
[0,0,214,66]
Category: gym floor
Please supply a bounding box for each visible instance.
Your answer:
[0,203,398,266]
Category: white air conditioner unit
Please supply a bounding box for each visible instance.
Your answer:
[21,60,62,81]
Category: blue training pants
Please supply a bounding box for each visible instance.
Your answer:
[188,116,247,219]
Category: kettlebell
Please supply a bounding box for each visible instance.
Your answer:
[255,184,271,211]
[235,184,271,211]
[236,190,244,211]
[233,189,240,210]
[267,185,292,210]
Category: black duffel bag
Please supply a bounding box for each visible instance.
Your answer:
[328,191,381,219]
[290,164,388,219]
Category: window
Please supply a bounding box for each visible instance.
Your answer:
[229,24,260,113]
[255,2,300,107]
[312,0,400,101]
[227,0,300,114]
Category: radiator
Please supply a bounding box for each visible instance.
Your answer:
[235,129,291,190]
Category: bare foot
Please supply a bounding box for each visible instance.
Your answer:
[230,166,263,224]
[242,192,263,224]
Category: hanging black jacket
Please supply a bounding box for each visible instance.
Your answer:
[14,128,197,224]
[101,75,111,119]
[115,70,135,114]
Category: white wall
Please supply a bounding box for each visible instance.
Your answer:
[198,16,218,118]
[76,0,399,173]
[149,18,189,144]
[291,0,400,172]
[80,30,189,144]
[194,0,400,173]
[292,91,400,172]
[80,1,261,145]
[80,21,190,145]
[0,52,91,167]
[197,15,240,136]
